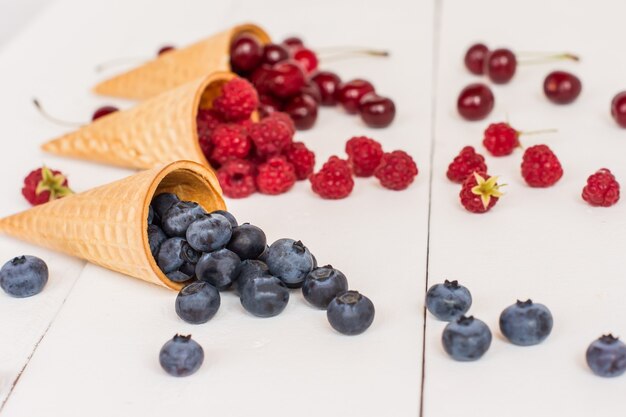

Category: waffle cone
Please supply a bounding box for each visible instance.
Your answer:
[42,71,238,169]
[0,161,225,290]
[93,23,270,100]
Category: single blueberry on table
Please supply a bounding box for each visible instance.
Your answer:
[227,223,267,260]
[152,193,180,219]
[499,299,553,346]
[186,214,232,252]
[195,248,241,290]
[157,238,200,274]
[326,290,375,335]
[166,270,192,283]
[302,265,349,309]
[159,334,204,377]
[0,255,48,298]
[211,210,238,228]
[426,279,472,321]
[147,224,167,258]
[442,315,492,361]
[240,275,290,318]
[175,281,221,324]
[586,334,626,377]
[236,259,270,294]
[266,238,315,288]
[162,201,207,237]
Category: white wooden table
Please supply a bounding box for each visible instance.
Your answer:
[0,1,624,416]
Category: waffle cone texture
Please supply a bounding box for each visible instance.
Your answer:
[93,23,270,100]
[0,161,225,290]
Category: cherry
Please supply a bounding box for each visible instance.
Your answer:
[262,43,290,65]
[268,60,306,98]
[157,45,175,56]
[611,91,626,128]
[359,94,395,128]
[336,79,375,114]
[258,94,282,118]
[282,37,304,51]
[284,94,318,130]
[250,64,273,94]
[293,48,318,73]
[311,71,342,106]
[484,48,517,84]
[464,43,489,75]
[543,71,581,104]
[301,79,322,103]
[92,106,119,121]
[230,34,263,74]
[457,83,495,121]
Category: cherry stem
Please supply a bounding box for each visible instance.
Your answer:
[32,98,83,127]
[518,53,580,65]
[519,128,558,136]
[316,47,390,62]
[95,56,149,72]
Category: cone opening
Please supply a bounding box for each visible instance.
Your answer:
[143,161,226,290]
[230,23,271,48]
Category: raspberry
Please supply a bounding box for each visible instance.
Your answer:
[268,111,296,135]
[196,108,222,158]
[22,166,73,206]
[460,172,503,214]
[447,146,488,183]
[256,156,297,195]
[283,141,315,180]
[216,159,257,199]
[310,156,354,199]
[345,136,384,177]
[483,122,520,157]
[582,169,620,207]
[374,150,418,191]
[209,123,251,165]
[521,145,563,187]
[212,77,259,122]
[249,114,294,158]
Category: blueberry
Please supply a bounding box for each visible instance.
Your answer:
[236,259,270,293]
[586,334,626,377]
[211,210,238,228]
[179,262,197,278]
[167,270,192,283]
[157,238,200,274]
[240,275,289,318]
[175,281,221,324]
[426,279,472,321]
[148,205,155,224]
[147,224,167,258]
[257,245,270,262]
[195,248,241,290]
[159,334,204,377]
[327,290,375,335]
[442,316,492,361]
[499,299,553,346]
[0,255,48,298]
[186,214,232,252]
[266,238,315,288]
[227,223,267,260]
[152,193,180,219]
[302,265,348,309]
[162,201,207,237]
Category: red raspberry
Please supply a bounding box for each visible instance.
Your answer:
[197,108,222,158]
[582,169,620,207]
[209,123,251,165]
[249,113,294,158]
[310,156,354,199]
[22,166,73,206]
[483,122,520,156]
[216,159,257,199]
[283,141,315,180]
[345,136,383,177]
[265,111,296,135]
[447,146,488,183]
[256,156,297,195]
[459,172,503,213]
[521,145,563,187]
[374,150,418,190]
[212,77,259,122]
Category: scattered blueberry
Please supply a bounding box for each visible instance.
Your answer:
[302,265,348,309]
[442,316,492,361]
[158,238,200,274]
[175,281,221,324]
[159,334,204,377]
[211,210,238,228]
[266,239,315,288]
[195,248,241,290]
[148,205,155,224]
[236,259,270,293]
[162,201,207,237]
[426,279,472,321]
[499,299,553,346]
[167,270,192,283]
[227,223,267,260]
[327,290,375,335]
[186,214,232,252]
[0,256,48,298]
[240,275,290,318]
[152,193,180,219]
[586,334,626,377]
[148,224,167,258]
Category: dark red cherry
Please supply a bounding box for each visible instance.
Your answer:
[258,94,282,118]
[230,34,263,74]
[611,91,626,128]
[543,71,581,104]
[336,79,375,114]
[293,48,318,73]
[464,43,489,75]
[301,80,322,103]
[484,48,517,84]
[358,94,395,128]
[457,83,494,121]
[268,60,306,98]
[311,71,342,106]
[92,106,119,121]
[284,94,318,130]
[282,37,304,51]
[250,64,273,94]
[262,43,290,65]
[157,45,175,56]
